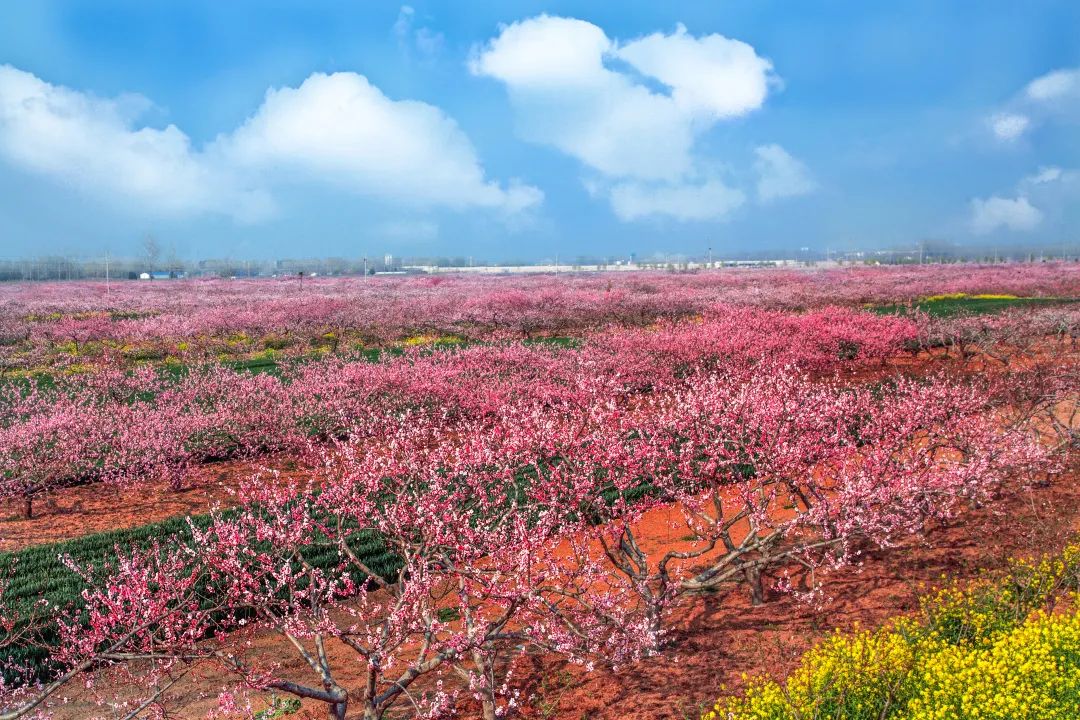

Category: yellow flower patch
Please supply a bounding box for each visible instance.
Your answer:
[708,542,1080,720]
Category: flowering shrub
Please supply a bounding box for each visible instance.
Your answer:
[708,542,1080,720]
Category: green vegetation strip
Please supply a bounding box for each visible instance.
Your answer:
[872,295,1079,318]
[0,511,400,682]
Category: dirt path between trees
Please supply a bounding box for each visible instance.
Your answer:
[0,456,311,552]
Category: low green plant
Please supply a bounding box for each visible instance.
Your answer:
[253,694,302,719]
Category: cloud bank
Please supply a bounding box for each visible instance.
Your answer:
[969,196,1042,234]
[0,64,540,222]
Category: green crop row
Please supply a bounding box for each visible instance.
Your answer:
[0,510,399,683]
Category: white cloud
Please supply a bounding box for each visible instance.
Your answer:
[0,64,271,221]
[1021,166,1063,186]
[1025,68,1080,102]
[613,23,775,120]
[393,6,415,41]
[470,15,777,220]
[969,164,1080,235]
[753,144,815,202]
[988,67,1080,143]
[217,72,540,212]
[989,112,1030,141]
[969,195,1042,234]
[0,65,538,221]
[470,16,692,182]
[609,180,745,221]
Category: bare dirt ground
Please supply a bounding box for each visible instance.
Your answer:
[515,470,1080,720]
[0,456,310,551]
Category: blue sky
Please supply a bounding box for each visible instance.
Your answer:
[0,1,1078,261]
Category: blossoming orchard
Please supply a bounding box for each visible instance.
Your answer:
[0,264,1077,719]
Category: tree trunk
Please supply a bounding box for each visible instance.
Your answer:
[22,494,32,520]
[328,700,347,720]
[744,565,764,606]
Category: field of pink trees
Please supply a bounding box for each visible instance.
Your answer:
[2,263,1078,371]
[0,264,1077,719]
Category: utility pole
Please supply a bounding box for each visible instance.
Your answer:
[555,253,559,277]
[105,252,110,297]
[707,245,712,269]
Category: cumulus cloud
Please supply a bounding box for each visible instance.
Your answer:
[968,164,1079,234]
[0,64,271,221]
[470,16,692,182]
[987,67,1080,143]
[217,72,540,212]
[613,23,776,121]
[470,15,780,221]
[0,64,538,221]
[1025,68,1080,102]
[753,144,815,202]
[969,196,1042,234]
[1021,166,1064,187]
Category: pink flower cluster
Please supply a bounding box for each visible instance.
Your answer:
[0,307,918,517]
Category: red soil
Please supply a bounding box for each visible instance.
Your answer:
[516,472,1080,720]
[0,456,310,552]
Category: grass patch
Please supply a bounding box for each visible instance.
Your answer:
[872,295,1079,318]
